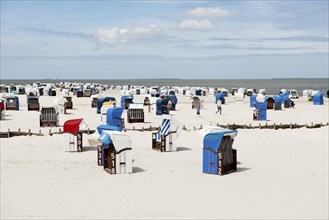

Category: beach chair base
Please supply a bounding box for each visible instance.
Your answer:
[152,132,177,152]
[152,133,166,152]
[101,143,132,174]
[40,121,58,127]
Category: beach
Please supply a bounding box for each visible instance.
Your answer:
[1,88,328,219]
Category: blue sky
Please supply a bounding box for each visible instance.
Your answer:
[1,0,328,79]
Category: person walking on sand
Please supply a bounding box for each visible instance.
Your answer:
[196,106,201,117]
[216,99,222,115]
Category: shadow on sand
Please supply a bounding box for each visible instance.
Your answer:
[177,147,192,151]
[133,167,146,174]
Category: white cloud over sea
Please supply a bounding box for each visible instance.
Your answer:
[179,19,214,30]
[97,24,162,46]
[186,7,232,19]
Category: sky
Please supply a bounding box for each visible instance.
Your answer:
[1,0,328,79]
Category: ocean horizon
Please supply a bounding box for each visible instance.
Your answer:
[1,78,328,95]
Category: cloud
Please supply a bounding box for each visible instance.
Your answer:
[186,7,232,19]
[97,24,162,46]
[179,19,214,30]
[20,26,94,40]
[262,36,329,42]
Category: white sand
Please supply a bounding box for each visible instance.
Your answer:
[1,89,328,219]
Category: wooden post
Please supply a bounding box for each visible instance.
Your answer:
[7,129,10,138]
[193,126,196,131]
[142,127,144,132]
[28,129,31,136]
[39,129,41,135]
[133,126,135,131]
[49,129,51,136]
[200,124,203,129]
[87,128,90,135]
[290,123,292,129]
[311,122,313,127]
[259,123,261,129]
[18,128,21,133]
[59,128,61,133]
[274,123,276,129]
[183,125,186,130]
[244,124,246,129]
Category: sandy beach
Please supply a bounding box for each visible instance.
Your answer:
[1,88,328,219]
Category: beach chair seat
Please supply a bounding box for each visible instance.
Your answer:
[27,96,40,111]
[127,103,144,123]
[64,96,73,109]
[40,107,59,127]
[253,102,267,121]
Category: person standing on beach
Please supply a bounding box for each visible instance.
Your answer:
[216,99,222,115]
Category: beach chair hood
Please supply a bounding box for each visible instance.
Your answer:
[203,130,237,152]
[101,130,131,152]
[95,124,121,139]
[106,107,124,130]
[63,118,87,135]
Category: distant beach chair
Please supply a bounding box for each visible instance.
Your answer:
[234,93,245,104]
[127,103,144,123]
[5,94,19,111]
[156,98,171,115]
[0,99,6,120]
[253,102,267,121]
[203,130,238,175]
[313,93,324,105]
[152,115,182,152]
[27,96,40,111]
[121,95,134,110]
[64,96,73,109]
[266,97,275,109]
[40,107,59,127]
[83,88,92,97]
[165,94,178,110]
[143,96,151,106]
[54,97,67,115]
[106,107,125,131]
[96,97,116,114]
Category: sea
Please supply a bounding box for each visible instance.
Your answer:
[1,78,328,95]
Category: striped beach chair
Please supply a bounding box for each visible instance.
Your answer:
[152,115,181,152]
